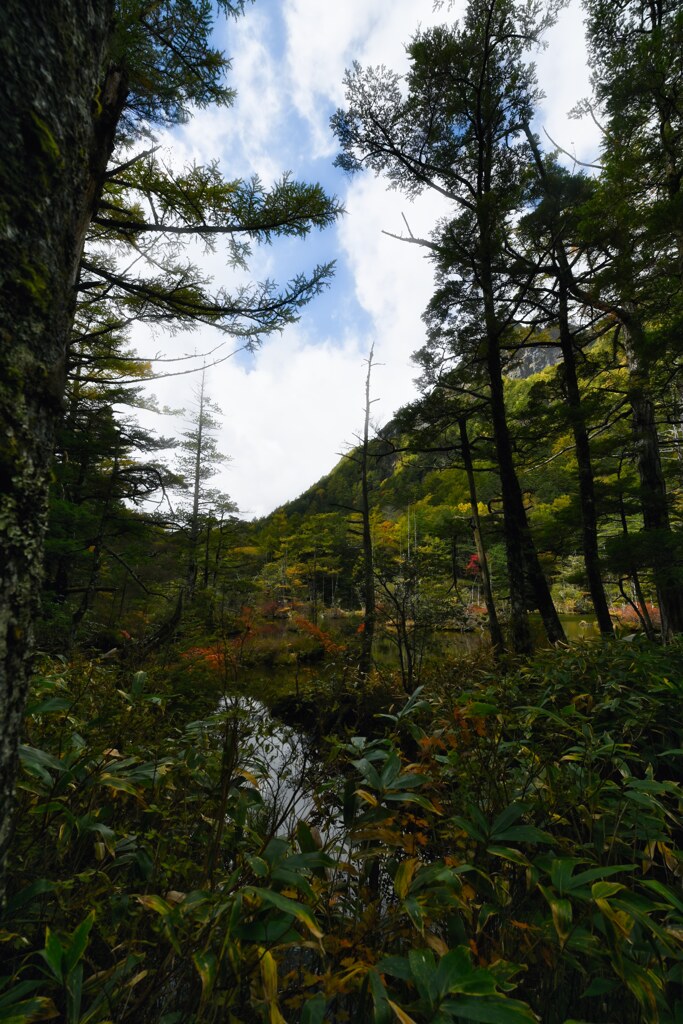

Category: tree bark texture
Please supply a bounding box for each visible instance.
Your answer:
[0,0,123,901]
[622,323,683,640]
[557,283,614,636]
[481,273,566,653]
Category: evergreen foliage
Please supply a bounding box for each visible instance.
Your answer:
[3,0,683,1019]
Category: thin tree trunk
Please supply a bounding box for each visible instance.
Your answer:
[458,418,505,656]
[203,515,212,590]
[523,126,612,637]
[483,295,566,651]
[359,346,376,677]
[186,369,206,600]
[71,453,118,641]
[622,321,683,640]
[557,281,614,636]
[617,474,655,640]
[0,0,125,901]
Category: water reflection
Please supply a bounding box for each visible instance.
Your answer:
[219,696,333,839]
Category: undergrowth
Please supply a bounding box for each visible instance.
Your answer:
[1,639,682,1022]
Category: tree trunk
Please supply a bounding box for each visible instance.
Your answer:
[521,126,612,637]
[483,292,566,652]
[622,321,683,640]
[557,282,614,636]
[0,0,124,901]
[458,418,505,656]
[186,370,207,600]
[359,346,376,677]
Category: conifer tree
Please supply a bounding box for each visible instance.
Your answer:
[333,0,566,652]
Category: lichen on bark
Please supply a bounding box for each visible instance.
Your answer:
[0,0,122,903]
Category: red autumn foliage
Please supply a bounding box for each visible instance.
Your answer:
[465,553,480,577]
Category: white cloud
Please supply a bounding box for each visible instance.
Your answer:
[535,0,602,165]
[138,324,372,518]
[283,0,454,158]
[337,174,450,402]
[131,0,597,521]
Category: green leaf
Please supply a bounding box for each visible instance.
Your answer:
[582,977,620,998]
[429,947,470,999]
[246,855,269,878]
[0,994,59,1022]
[19,746,64,773]
[549,859,580,896]
[570,865,635,890]
[487,847,531,867]
[245,887,323,939]
[39,929,64,984]
[64,912,95,975]
[376,957,413,982]
[5,879,55,915]
[65,962,83,1024]
[441,994,538,1022]
[436,948,499,999]
[408,948,435,1003]
[590,881,624,901]
[368,969,392,1024]
[270,867,315,900]
[234,916,298,944]
[403,896,425,932]
[301,993,326,1024]
[641,878,683,914]
[27,697,72,715]
[539,886,573,943]
[351,757,382,790]
[137,894,173,916]
[384,792,438,811]
[463,702,500,717]
[98,774,141,797]
[192,950,217,1001]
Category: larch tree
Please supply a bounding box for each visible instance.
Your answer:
[332,0,566,653]
[576,0,683,638]
[515,156,615,636]
[175,369,230,601]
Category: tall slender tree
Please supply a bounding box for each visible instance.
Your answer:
[577,0,683,638]
[332,0,566,652]
[175,370,228,600]
[517,154,615,636]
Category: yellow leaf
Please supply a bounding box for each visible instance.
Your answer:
[165,890,186,905]
[260,949,278,1002]
[388,999,419,1023]
[355,788,378,807]
[394,858,419,900]
[424,932,448,956]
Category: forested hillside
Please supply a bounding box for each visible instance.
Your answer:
[1,1,682,1022]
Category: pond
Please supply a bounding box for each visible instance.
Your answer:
[219,695,339,841]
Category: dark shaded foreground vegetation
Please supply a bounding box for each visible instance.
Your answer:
[2,639,682,1023]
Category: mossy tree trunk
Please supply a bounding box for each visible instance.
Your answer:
[0,0,125,901]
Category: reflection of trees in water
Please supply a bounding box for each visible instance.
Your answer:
[220,697,332,839]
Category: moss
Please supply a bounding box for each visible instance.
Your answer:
[91,84,103,119]
[28,112,62,167]
[14,261,49,311]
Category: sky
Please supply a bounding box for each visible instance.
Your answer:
[133,0,601,520]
